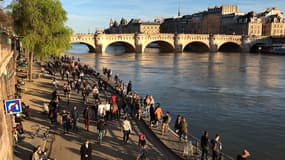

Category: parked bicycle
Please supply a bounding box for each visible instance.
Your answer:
[30,125,50,140]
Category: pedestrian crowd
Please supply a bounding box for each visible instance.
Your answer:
[32,54,250,160]
[38,55,154,160]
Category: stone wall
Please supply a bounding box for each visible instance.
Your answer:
[0,46,15,159]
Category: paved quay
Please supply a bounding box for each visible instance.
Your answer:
[14,61,181,160]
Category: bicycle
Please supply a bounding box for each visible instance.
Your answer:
[30,125,50,140]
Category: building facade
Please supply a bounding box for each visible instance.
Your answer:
[160,5,285,36]
[160,5,239,34]
[105,18,160,34]
[104,5,285,36]
[261,8,285,36]
[221,12,263,36]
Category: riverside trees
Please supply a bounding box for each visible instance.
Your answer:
[11,0,72,80]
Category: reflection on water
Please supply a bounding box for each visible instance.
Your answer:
[67,44,285,160]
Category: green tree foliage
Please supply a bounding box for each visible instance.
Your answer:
[11,0,72,60]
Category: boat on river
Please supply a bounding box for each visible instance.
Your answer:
[269,44,285,54]
[258,44,285,55]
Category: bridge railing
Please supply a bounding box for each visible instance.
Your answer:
[180,34,209,40]
[214,34,242,41]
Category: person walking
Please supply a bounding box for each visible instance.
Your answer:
[82,87,88,104]
[83,106,91,131]
[211,134,222,160]
[137,133,148,160]
[66,83,71,104]
[161,111,171,136]
[180,117,188,142]
[61,108,69,134]
[70,106,79,131]
[52,78,58,89]
[200,131,210,160]
[111,102,118,120]
[97,117,106,144]
[149,104,155,127]
[138,133,146,151]
[110,94,117,104]
[75,79,81,94]
[122,116,132,144]
[93,99,99,120]
[174,114,182,134]
[144,95,151,118]
[154,103,163,127]
[127,81,132,95]
[48,101,57,125]
[92,85,99,100]
[80,139,92,160]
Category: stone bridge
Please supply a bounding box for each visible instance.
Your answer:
[70,33,272,53]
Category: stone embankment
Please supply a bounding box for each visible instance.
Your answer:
[0,40,16,160]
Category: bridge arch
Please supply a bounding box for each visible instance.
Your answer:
[144,40,174,53]
[71,42,95,53]
[183,41,210,53]
[105,41,135,53]
[218,42,241,52]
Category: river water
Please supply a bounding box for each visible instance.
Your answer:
[67,44,285,160]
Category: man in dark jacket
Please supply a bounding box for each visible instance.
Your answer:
[201,131,210,160]
[70,106,79,131]
[61,108,69,134]
[97,117,106,144]
[80,139,92,160]
[127,81,132,95]
[97,117,106,131]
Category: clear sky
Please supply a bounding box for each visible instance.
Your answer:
[3,0,285,33]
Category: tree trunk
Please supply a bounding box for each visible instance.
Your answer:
[28,51,33,81]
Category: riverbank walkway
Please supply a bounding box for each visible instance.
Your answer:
[13,61,181,160]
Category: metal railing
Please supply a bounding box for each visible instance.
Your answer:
[168,128,234,160]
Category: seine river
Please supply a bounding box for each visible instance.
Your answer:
[67,43,285,160]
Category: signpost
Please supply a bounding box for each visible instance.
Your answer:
[4,99,22,114]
